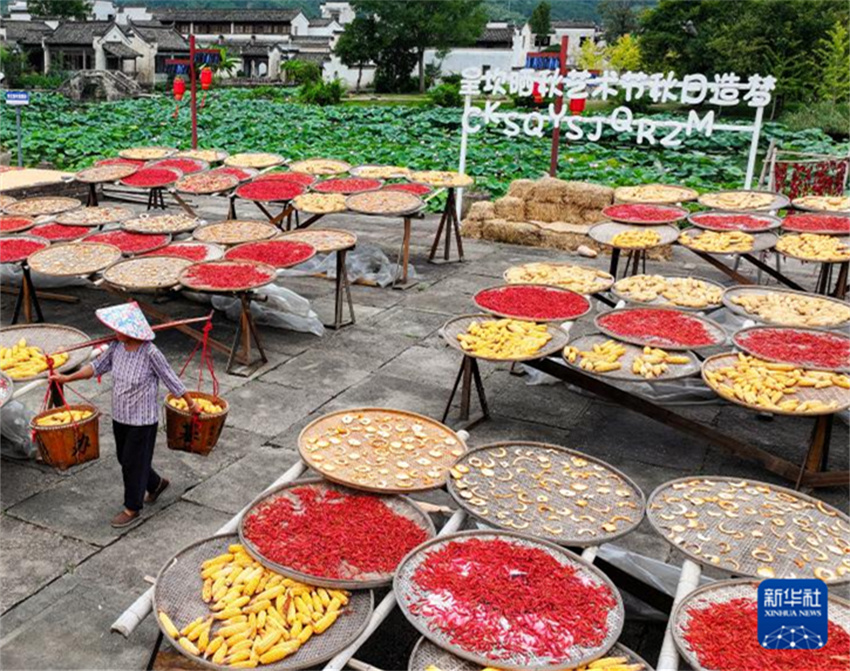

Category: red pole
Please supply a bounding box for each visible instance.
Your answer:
[549,36,569,177]
[190,34,198,149]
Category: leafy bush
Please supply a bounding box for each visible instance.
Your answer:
[441,73,462,86]
[428,82,462,107]
[246,85,295,102]
[298,79,344,105]
[15,72,66,89]
[281,60,322,86]
[780,101,850,139]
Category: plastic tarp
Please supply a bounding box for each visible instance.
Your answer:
[279,242,417,288]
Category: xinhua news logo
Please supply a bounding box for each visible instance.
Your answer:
[758,579,828,650]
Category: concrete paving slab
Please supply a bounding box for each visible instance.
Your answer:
[1,460,62,510]
[367,306,448,339]
[321,372,452,420]
[376,345,460,385]
[0,515,97,614]
[259,347,375,394]
[221,380,334,437]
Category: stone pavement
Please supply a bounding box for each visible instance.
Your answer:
[1,195,847,670]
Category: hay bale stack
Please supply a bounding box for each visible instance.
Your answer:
[507,179,535,199]
[481,219,542,246]
[493,196,525,221]
[460,217,484,239]
[466,201,494,221]
[524,200,567,223]
[562,181,613,209]
[530,177,573,203]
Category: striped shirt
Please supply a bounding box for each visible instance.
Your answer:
[92,342,186,426]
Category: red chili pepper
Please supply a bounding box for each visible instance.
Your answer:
[407,537,616,662]
[684,598,850,671]
[224,240,314,268]
[0,238,48,263]
[254,171,315,188]
[0,216,34,233]
[211,167,253,181]
[783,214,850,234]
[692,213,775,231]
[235,180,305,202]
[384,183,432,196]
[29,223,87,242]
[96,157,145,168]
[312,178,382,194]
[182,261,274,289]
[476,285,589,320]
[598,308,715,347]
[604,204,685,224]
[242,486,429,579]
[143,243,211,261]
[84,230,169,254]
[121,168,180,188]
[148,158,204,174]
[739,328,850,369]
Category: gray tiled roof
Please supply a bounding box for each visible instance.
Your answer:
[103,42,141,58]
[153,8,301,23]
[1,20,52,45]
[130,24,188,51]
[551,21,598,30]
[44,21,116,44]
[476,26,514,45]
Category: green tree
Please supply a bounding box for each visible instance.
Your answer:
[214,48,240,77]
[814,21,850,103]
[28,0,90,19]
[281,59,322,86]
[529,1,551,46]
[599,0,638,43]
[577,38,607,70]
[352,0,488,93]
[334,15,378,93]
[606,33,641,72]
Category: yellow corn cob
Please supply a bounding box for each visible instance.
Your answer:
[297,625,313,645]
[259,640,301,664]
[205,636,224,659]
[314,610,339,634]
[177,637,200,656]
[212,642,228,665]
[158,611,180,639]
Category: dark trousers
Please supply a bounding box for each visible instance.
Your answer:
[112,420,161,512]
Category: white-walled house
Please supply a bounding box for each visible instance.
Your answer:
[549,21,600,66]
[423,23,533,76]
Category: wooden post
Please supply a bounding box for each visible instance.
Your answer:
[548,36,569,177]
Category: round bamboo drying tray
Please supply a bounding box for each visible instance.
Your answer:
[55,205,134,227]
[277,228,356,253]
[698,189,789,211]
[289,158,351,176]
[298,407,464,494]
[312,178,383,195]
[102,256,193,292]
[27,242,121,276]
[671,580,850,671]
[123,212,202,235]
[345,190,423,217]
[733,325,850,373]
[146,157,209,175]
[0,215,34,234]
[595,307,727,351]
[564,334,701,382]
[178,259,277,293]
[472,284,591,323]
[153,533,374,671]
[701,352,850,416]
[408,170,473,188]
[235,180,305,203]
[678,227,778,255]
[441,314,570,363]
[350,165,411,179]
[446,441,645,546]
[174,148,229,163]
[120,167,182,189]
[394,530,625,671]
[193,220,277,246]
[223,239,316,270]
[0,324,91,381]
[613,184,698,204]
[118,146,176,160]
[589,222,679,249]
[687,210,782,233]
[782,212,850,235]
[611,274,726,311]
[83,230,170,256]
[224,152,286,169]
[602,203,689,225]
[722,285,850,329]
[791,195,850,213]
[74,163,138,183]
[175,171,239,195]
[145,242,224,262]
[775,234,850,264]
[238,478,435,589]
[4,197,82,217]
[292,193,347,214]
[503,262,614,294]
[0,235,49,264]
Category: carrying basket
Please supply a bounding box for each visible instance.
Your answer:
[164,391,228,455]
[30,403,100,470]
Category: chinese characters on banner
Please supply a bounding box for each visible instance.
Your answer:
[456,68,777,190]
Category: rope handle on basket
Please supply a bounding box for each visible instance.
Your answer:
[177,318,219,398]
[36,356,96,442]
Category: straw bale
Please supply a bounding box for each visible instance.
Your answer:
[466,200,495,222]
[507,179,536,199]
[493,196,525,221]
[538,229,601,253]
[536,221,591,235]
[582,209,609,225]
[481,219,542,246]
[562,181,614,209]
[530,177,572,203]
[460,217,484,239]
[525,200,570,223]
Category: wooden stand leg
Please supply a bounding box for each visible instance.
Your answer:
[449,190,464,261]
[228,196,237,219]
[428,201,449,262]
[87,183,98,207]
[796,414,834,490]
[11,264,45,325]
[441,356,489,424]
[326,249,354,330]
[226,294,268,376]
[392,217,416,290]
[170,191,198,218]
[832,262,848,299]
[609,248,621,277]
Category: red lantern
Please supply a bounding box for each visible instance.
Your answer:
[200,67,213,91]
[173,76,186,101]
[569,97,586,114]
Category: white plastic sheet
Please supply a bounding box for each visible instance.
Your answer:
[279,243,417,288]
[0,400,37,459]
[211,284,325,337]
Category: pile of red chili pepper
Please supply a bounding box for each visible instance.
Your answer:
[243,486,429,579]
[691,213,775,231]
[408,538,616,662]
[121,168,180,188]
[385,183,432,196]
[235,180,305,202]
[313,178,382,194]
[149,158,204,174]
[225,240,314,268]
[783,213,850,234]
[30,223,87,241]
[604,204,686,224]
[255,171,315,187]
[212,167,253,181]
[599,308,716,347]
[85,230,168,254]
[0,216,34,233]
[96,157,145,168]
[738,328,850,370]
[144,243,211,261]
[182,261,274,289]
[0,238,48,263]
[475,285,589,321]
[684,598,850,671]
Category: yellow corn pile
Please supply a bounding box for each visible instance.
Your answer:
[0,338,68,379]
[158,544,349,667]
[680,230,753,253]
[776,233,850,262]
[610,229,661,249]
[705,353,849,413]
[457,319,551,359]
[35,409,94,426]
[566,341,689,379]
[169,396,224,414]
